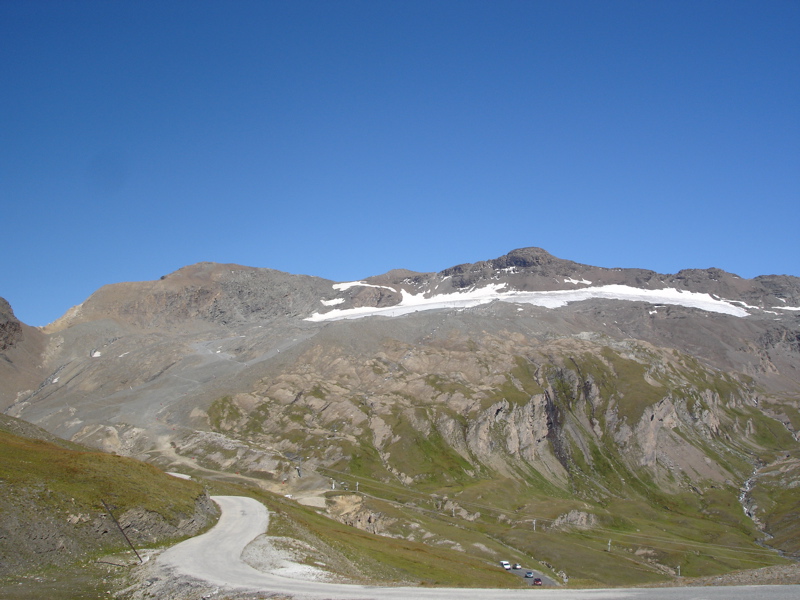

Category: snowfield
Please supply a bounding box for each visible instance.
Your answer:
[306,283,751,322]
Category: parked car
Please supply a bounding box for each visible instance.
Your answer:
[525,571,534,578]
[533,578,543,586]
[513,563,522,570]
[500,560,511,570]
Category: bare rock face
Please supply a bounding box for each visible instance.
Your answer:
[550,510,598,531]
[114,493,219,545]
[0,490,219,577]
[0,297,47,412]
[0,297,22,350]
[326,494,394,535]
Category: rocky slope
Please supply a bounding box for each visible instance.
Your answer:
[2,248,799,585]
[0,298,47,411]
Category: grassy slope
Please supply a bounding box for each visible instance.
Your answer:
[0,429,203,521]
[206,479,530,589]
[202,469,788,591]
[0,421,211,583]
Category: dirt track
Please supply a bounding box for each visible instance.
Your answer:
[142,496,800,600]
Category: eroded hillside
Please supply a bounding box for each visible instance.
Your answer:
[2,248,799,586]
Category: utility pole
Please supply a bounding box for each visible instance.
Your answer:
[102,500,142,563]
[607,539,611,552]
[677,565,681,577]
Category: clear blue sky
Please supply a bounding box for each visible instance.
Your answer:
[2,1,798,326]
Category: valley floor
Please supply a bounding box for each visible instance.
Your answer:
[112,496,800,600]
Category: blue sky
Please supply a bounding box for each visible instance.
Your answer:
[2,0,798,326]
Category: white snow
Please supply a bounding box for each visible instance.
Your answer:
[321,298,345,306]
[332,280,396,292]
[166,472,192,480]
[307,283,751,322]
[307,283,509,322]
[564,277,592,285]
[730,300,761,310]
[774,306,800,311]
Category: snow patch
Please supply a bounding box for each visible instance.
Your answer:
[564,277,592,285]
[332,281,396,292]
[307,283,750,322]
[730,300,761,310]
[321,298,345,306]
[307,283,509,322]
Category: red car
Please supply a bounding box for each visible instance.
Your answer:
[533,578,543,586]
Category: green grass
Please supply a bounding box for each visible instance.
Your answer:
[341,438,389,481]
[596,349,664,423]
[0,430,204,521]
[207,395,242,431]
[0,423,217,597]
[748,454,800,556]
[205,479,528,588]
[383,422,475,489]
[511,356,546,395]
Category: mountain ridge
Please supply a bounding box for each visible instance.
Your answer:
[21,247,800,334]
[2,247,799,587]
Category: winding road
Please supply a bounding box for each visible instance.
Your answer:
[158,496,797,600]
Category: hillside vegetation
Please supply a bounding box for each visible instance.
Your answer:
[192,331,798,585]
[0,415,218,579]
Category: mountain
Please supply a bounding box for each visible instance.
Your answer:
[2,247,799,587]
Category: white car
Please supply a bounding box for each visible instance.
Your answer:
[500,560,511,570]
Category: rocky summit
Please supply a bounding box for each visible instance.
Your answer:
[2,247,799,587]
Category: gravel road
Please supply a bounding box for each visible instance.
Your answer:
[156,496,799,600]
